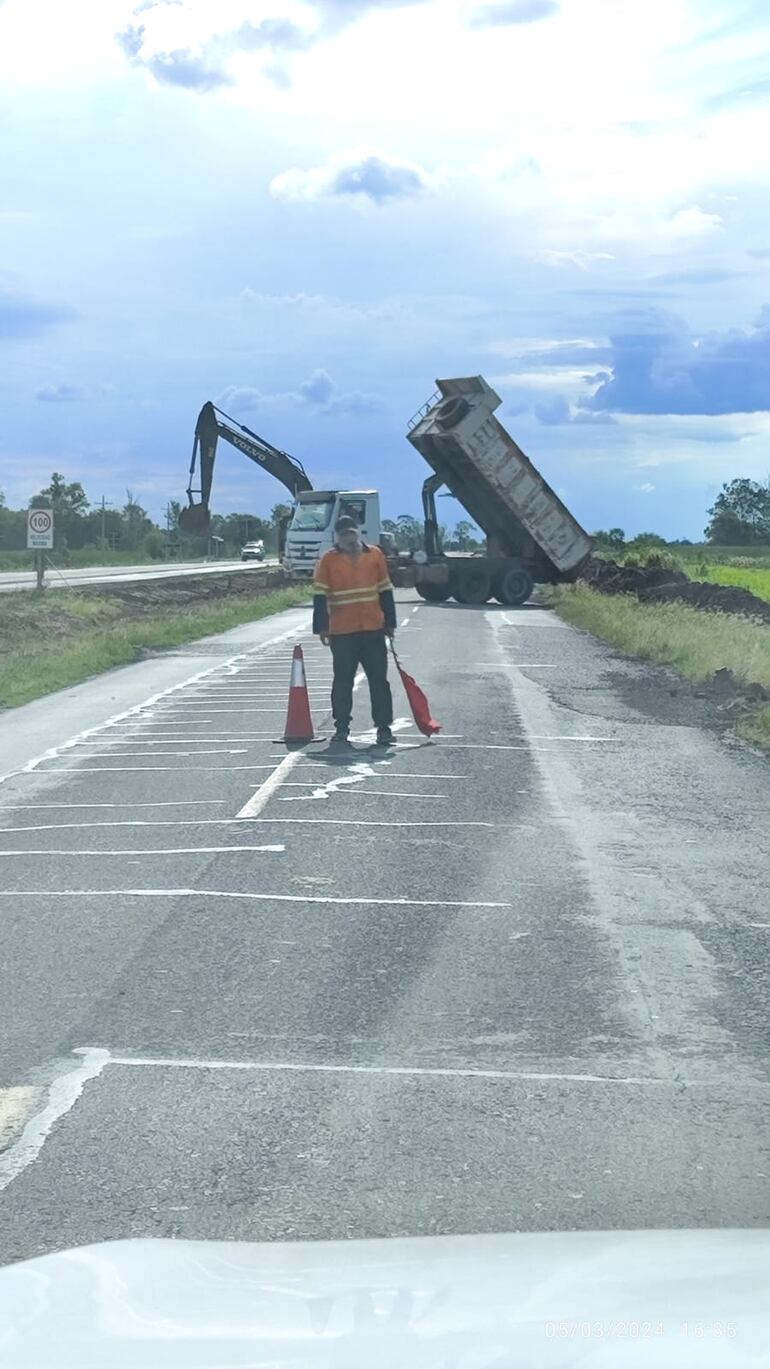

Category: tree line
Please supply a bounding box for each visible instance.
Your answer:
[594,478,770,551]
[0,475,484,561]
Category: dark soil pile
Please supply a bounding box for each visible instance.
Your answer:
[583,558,770,625]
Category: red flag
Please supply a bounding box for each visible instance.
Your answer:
[390,643,442,737]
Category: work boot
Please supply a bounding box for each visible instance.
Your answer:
[329,727,352,751]
[376,726,396,747]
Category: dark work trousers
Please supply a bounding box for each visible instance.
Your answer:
[330,630,394,731]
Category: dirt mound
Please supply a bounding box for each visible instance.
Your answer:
[91,569,289,613]
[583,558,770,624]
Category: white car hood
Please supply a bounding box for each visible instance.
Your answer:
[0,1229,767,1368]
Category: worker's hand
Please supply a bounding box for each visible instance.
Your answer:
[319,632,330,647]
[385,627,396,640]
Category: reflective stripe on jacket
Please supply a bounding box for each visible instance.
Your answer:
[312,544,395,636]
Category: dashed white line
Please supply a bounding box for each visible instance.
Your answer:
[236,751,304,819]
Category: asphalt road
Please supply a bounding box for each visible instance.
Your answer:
[0,593,768,1264]
[0,557,278,593]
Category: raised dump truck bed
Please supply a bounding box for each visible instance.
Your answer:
[404,376,593,605]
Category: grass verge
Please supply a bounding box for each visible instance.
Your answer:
[547,583,770,749]
[0,585,309,710]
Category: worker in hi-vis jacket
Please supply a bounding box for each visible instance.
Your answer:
[312,515,397,749]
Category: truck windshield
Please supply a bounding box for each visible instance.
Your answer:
[290,499,335,532]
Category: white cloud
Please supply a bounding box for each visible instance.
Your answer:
[218,370,382,416]
[666,206,724,240]
[633,482,656,493]
[270,151,432,205]
[35,383,86,402]
[535,249,615,270]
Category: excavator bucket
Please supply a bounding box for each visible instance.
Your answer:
[178,502,211,535]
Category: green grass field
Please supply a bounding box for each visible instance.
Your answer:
[549,584,770,749]
[0,585,309,709]
[701,564,770,601]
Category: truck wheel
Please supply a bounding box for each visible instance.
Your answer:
[416,583,451,603]
[495,566,534,606]
[453,567,493,604]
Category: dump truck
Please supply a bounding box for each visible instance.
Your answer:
[401,376,593,605]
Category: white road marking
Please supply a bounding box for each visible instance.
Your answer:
[0,624,310,789]
[244,818,502,827]
[527,735,618,743]
[74,739,276,746]
[29,764,281,774]
[236,751,304,819]
[279,789,449,801]
[0,845,286,857]
[65,748,251,758]
[277,760,380,803]
[277,772,465,782]
[3,889,514,907]
[0,801,228,810]
[92,1051,765,1090]
[149,707,287,714]
[0,1049,109,1192]
[0,818,294,833]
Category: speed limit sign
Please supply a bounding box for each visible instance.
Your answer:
[27,508,54,550]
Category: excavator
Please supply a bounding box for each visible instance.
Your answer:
[178,400,386,574]
[178,401,313,542]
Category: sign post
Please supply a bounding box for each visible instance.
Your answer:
[27,508,54,591]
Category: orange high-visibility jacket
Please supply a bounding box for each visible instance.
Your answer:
[312,544,396,636]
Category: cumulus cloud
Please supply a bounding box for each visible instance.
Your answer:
[536,249,614,269]
[0,288,76,339]
[271,152,431,205]
[299,369,336,405]
[534,395,616,426]
[219,370,382,417]
[585,308,770,415]
[666,207,723,240]
[469,0,558,27]
[35,384,85,403]
[116,1,432,92]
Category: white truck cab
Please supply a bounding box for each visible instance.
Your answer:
[283,490,381,578]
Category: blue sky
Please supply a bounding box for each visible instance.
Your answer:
[2,0,770,539]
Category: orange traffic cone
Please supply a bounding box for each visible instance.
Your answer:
[282,644,316,745]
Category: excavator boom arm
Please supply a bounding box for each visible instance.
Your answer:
[179,401,312,534]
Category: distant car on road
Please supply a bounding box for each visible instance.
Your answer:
[241,540,265,562]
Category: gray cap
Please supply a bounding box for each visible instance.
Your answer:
[335,515,358,533]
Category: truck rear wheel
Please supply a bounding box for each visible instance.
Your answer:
[453,566,493,604]
[495,566,534,606]
[416,582,451,603]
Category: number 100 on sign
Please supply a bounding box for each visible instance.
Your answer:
[27,509,54,550]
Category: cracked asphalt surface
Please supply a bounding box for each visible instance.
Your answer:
[0,593,768,1263]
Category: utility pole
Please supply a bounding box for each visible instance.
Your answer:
[99,496,113,549]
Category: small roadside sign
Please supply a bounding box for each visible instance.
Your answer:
[27,508,54,550]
